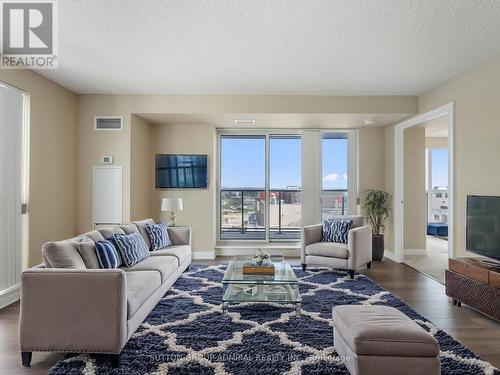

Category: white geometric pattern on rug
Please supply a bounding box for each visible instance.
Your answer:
[52,264,499,375]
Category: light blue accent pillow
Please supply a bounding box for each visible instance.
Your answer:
[145,222,172,251]
[112,232,149,267]
[322,218,353,244]
[95,240,122,268]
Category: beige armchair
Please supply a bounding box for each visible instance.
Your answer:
[301,215,372,278]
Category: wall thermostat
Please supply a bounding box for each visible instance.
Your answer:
[101,155,114,164]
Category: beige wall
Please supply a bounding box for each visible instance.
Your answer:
[130,115,151,221]
[426,137,448,149]
[358,128,385,209]
[419,53,500,256]
[403,127,426,250]
[76,95,417,250]
[0,71,78,266]
[149,124,216,252]
[77,96,132,231]
[384,127,395,253]
[76,95,417,115]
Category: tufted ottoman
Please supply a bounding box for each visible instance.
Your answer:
[332,305,440,375]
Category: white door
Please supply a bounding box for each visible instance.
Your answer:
[0,83,27,309]
[92,166,123,226]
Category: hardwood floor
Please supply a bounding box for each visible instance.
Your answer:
[1,258,499,374]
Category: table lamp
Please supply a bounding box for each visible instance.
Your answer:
[161,198,183,226]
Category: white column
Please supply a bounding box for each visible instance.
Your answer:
[301,130,322,226]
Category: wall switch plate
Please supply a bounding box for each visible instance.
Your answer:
[101,155,114,164]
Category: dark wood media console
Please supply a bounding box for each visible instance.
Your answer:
[445,258,500,321]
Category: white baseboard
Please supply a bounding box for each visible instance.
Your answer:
[0,284,20,310]
[404,248,427,256]
[192,251,216,260]
[383,250,396,261]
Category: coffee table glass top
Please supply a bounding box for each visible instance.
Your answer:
[221,257,301,314]
[222,258,298,285]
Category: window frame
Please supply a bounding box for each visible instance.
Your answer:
[216,128,357,244]
[217,129,302,243]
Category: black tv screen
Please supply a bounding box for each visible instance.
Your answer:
[155,154,208,189]
[467,195,500,261]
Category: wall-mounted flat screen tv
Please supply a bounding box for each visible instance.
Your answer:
[155,154,208,189]
[466,195,500,261]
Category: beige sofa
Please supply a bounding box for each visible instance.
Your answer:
[19,219,191,367]
[301,215,372,278]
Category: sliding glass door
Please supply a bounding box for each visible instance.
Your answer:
[322,133,349,220]
[219,133,301,241]
[220,136,266,240]
[270,136,301,240]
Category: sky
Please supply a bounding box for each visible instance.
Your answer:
[431,149,448,188]
[221,136,348,189]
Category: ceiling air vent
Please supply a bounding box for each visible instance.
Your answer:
[234,119,255,126]
[94,116,123,131]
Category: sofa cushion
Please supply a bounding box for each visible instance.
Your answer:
[95,240,122,268]
[112,233,150,267]
[306,242,349,259]
[332,305,439,357]
[120,223,140,235]
[77,236,101,269]
[122,256,178,283]
[125,271,161,319]
[98,226,125,239]
[82,230,105,243]
[146,222,172,251]
[42,240,86,269]
[133,218,155,249]
[150,245,191,266]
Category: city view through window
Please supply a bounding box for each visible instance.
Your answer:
[429,149,449,224]
[219,134,349,240]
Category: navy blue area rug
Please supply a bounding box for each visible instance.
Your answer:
[49,265,499,375]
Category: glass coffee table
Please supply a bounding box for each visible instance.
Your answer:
[222,257,301,316]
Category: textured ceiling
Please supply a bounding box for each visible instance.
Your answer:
[39,0,500,95]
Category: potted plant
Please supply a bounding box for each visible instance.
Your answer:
[362,189,391,261]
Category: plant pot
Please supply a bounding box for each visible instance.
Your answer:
[372,235,385,261]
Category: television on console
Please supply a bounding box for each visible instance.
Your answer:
[466,195,500,261]
[155,154,208,189]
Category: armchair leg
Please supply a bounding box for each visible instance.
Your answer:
[21,351,32,367]
[301,264,307,272]
[348,270,355,279]
[367,262,372,269]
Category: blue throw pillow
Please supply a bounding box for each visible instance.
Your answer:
[145,222,172,251]
[112,232,149,267]
[95,240,122,268]
[322,219,335,241]
[322,218,353,244]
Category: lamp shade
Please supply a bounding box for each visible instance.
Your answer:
[161,198,183,212]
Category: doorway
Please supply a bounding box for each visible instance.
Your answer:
[393,103,454,283]
[0,81,29,308]
[403,119,449,282]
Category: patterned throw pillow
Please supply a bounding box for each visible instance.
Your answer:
[95,240,122,269]
[145,222,172,251]
[322,219,353,244]
[112,233,150,267]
